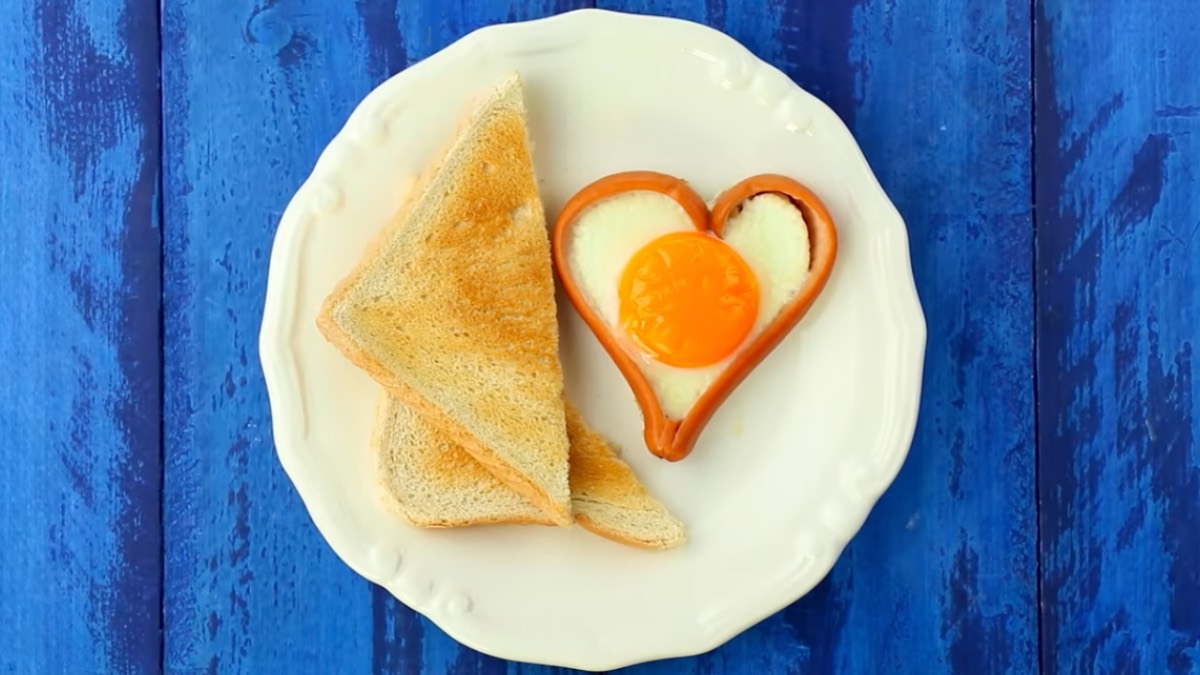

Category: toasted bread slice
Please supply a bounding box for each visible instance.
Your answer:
[317,73,572,525]
[561,405,687,550]
[372,394,558,528]
[375,396,687,550]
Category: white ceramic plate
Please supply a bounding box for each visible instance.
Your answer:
[260,8,925,670]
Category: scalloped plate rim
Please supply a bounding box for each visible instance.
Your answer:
[259,8,927,670]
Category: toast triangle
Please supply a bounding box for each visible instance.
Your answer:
[374,395,687,549]
[317,73,572,525]
[562,404,687,550]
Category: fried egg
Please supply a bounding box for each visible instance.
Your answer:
[565,189,811,419]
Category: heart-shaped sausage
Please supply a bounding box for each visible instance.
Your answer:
[552,171,837,462]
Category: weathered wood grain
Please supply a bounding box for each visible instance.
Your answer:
[1035,1,1200,673]
[596,0,1038,673]
[0,1,162,673]
[162,2,383,671]
[165,0,1041,673]
[162,2,588,674]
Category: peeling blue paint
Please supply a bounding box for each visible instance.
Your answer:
[1,0,162,672]
[1037,1,1200,673]
[358,0,408,83]
[1111,134,1172,232]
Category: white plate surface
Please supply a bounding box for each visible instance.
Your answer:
[260,9,926,670]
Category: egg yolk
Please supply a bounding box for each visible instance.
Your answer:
[618,231,760,368]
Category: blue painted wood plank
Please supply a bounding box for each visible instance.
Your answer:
[0,1,162,673]
[596,1,1038,673]
[1035,1,1200,673]
[162,2,589,674]
[166,1,1039,673]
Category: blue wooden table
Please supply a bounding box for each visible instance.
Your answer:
[2,0,1197,673]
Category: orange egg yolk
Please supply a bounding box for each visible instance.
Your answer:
[618,231,760,368]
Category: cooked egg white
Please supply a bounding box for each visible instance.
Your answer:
[567,190,810,419]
